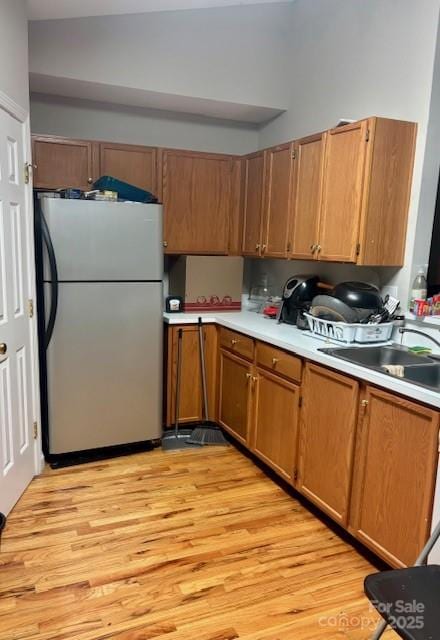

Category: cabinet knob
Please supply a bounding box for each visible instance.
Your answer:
[255,243,260,251]
[286,242,292,252]
[262,244,267,253]
[163,241,168,248]
[316,245,322,253]
[246,372,252,380]
[0,343,7,356]
[231,339,238,346]
[310,244,316,253]
[361,399,369,407]
[87,177,93,184]
[272,357,279,366]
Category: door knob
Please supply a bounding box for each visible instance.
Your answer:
[0,343,7,355]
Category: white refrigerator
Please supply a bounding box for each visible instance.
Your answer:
[37,197,163,459]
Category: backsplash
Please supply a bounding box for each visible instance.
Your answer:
[244,258,397,297]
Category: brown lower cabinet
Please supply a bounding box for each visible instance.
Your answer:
[164,324,218,426]
[218,349,253,446]
[251,367,300,483]
[296,363,359,527]
[349,386,440,567]
[166,324,440,567]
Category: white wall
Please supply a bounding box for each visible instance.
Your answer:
[0,0,29,110]
[28,3,290,109]
[30,94,258,155]
[255,0,440,307]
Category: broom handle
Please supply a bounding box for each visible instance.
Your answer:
[198,318,209,422]
[174,328,183,436]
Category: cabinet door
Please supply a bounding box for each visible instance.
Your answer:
[318,120,368,262]
[349,387,439,567]
[262,143,293,258]
[161,149,232,254]
[289,133,325,260]
[251,368,300,483]
[99,142,157,193]
[242,151,265,256]
[165,324,218,426]
[297,363,359,526]
[218,349,252,445]
[32,136,96,190]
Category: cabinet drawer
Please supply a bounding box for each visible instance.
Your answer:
[219,328,254,360]
[256,342,302,383]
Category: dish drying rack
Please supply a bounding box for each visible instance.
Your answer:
[304,313,394,344]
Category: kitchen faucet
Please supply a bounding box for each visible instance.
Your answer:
[399,327,440,349]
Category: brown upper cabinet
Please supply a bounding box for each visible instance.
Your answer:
[32,135,98,191]
[306,118,416,265]
[262,142,294,258]
[241,151,266,256]
[160,148,234,255]
[288,132,325,260]
[318,120,368,262]
[244,117,415,266]
[32,116,416,264]
[99,142,157,193]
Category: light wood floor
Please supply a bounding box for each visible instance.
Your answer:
[0,446,396,639]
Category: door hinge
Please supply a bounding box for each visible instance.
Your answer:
[365,129,370,142]
[356,243,361,256]
[28,299,34,318]
[33,421,38,440]
[293,469,298,482]
[298,395,303,408]
[24,162,32,184]
[291,149,296,160]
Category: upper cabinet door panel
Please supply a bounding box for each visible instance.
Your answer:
[99,143,157,194]
[318,121,368,262]
[263,143,293,258]
[162,149,232,254]
[242,151,265,256]
[32,136,95,190]
[289,133,325,260]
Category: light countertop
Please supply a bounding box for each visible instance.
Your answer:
[164,310,440,409]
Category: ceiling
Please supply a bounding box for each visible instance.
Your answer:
[27,0,292,21]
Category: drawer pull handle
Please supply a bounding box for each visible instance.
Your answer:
[272,357,279,366]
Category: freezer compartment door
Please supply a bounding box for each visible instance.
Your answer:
[42,199,163,281]
[45,282,163,454]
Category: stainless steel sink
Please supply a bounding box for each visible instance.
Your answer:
[399,364,440,390]
[320,345,432,368]
[320,345,440,391]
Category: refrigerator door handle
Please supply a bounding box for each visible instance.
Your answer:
[39,203,59,349]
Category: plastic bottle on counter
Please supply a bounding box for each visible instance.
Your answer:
[409,268,427,312]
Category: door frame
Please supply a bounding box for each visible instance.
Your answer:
[0,88,43,477]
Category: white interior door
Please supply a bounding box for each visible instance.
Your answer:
[0,107,35,515]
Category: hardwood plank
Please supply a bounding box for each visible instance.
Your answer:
[0,448,396,639]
